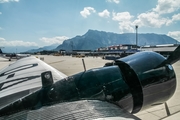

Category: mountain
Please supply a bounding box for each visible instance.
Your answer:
[55,29,179,51]
[26,44,58,53]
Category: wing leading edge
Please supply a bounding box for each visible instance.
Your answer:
[0,100,140,120]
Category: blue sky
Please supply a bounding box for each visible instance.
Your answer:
[0,0,180,49]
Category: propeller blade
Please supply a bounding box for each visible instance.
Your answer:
[157,45,180,67]
[165,45,180,65]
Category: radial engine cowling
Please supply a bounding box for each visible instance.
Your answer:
[113,51,177,113]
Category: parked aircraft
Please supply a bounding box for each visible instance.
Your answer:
[0,48,30,61]
[0,46,180,119]
[0,49,3,54]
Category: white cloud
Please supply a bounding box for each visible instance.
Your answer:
[118,21,134,33]
[40,36,69,44]
[132,0,180,28]
[0,12,2,14]
[112,12,134,22]
[0,0,19,3]
[106,0,120,4]
[167,31,180,41]
[153,0,180,14]
[109,0,179,33]
[112,12,134,33]
[98,9,110,18]
[166,13,180,26]
[133,12,169,28]
[80,7,96,18]
[130,0,180,28]
[172,13,180,21]
[0,39,38,47]
[0,37,5,41]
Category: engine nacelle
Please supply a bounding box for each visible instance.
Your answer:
[113,51,176,113]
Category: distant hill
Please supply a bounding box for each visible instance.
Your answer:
[55,29,179,51]
[26,44,58,53]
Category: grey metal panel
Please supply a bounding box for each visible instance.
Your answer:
[0,100,140,120]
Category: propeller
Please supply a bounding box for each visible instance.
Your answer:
[157,45,180,68]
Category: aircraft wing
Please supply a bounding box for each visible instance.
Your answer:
[0,100,140,120]
[1,47,179,119]
[0,56,140,120]
[0,56,67,108]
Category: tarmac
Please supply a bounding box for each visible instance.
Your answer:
[0,55,180,120]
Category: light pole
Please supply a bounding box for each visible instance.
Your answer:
[70,41,73,51]
[135,25,138,51]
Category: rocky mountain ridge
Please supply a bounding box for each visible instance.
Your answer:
[55,29,178,51]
